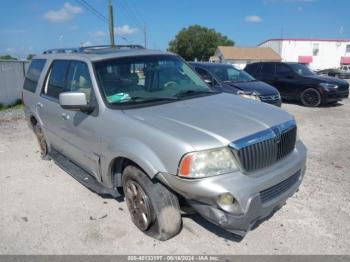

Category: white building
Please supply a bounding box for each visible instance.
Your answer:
[211,46,281,69]
[259,38,350,70]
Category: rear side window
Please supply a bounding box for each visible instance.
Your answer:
[42,60,70,99]
[23,59,46,93]
[245,63,259,75]
[260,63,275,75]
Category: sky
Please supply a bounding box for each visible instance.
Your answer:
[0,0,349,58]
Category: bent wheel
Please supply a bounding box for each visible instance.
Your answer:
[122,165,182,240]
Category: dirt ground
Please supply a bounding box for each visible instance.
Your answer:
[0,98,349,255]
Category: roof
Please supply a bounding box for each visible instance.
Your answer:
[259,38,350,46]
[216,46,281,61]
[35,46,171,62]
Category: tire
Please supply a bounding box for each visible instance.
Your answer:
[300,88,322,107]
[122,165,182,240]
[34,124,50,160]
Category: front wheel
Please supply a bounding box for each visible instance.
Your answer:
[300,88,322,107]
[122,165,182,240]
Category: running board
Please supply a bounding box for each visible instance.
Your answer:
[50,149,121,198]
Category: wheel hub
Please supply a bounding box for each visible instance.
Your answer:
[125,180,152,231]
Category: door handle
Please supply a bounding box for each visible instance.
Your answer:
[36,102,43,108]
[61,113,70,120]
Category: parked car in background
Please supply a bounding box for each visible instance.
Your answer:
[190,62,282,107]
[316,66,350,79]
[23,45,307,240]
[245,62,349,107]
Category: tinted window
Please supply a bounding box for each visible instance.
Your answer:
[288,63,315,77]
[23,59,46,93]
[211,65,255,83]
[245,63,259,75]
[276,64,292,78]
[43,60,70,99]
[66,61,92,103]
[195,67,211,80]
[261,63,275,75]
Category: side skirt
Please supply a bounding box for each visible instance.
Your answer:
[50,149,121,198]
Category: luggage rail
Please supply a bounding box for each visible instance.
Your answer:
[43,45,145,54]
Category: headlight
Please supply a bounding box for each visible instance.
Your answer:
[237,91,261,101]
[178,148,238,178]
[320,83,338,90]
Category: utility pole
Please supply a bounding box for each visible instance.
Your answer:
[143,26,147,48]
[108,0,115,46]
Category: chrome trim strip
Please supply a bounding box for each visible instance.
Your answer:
[229,120,296,150]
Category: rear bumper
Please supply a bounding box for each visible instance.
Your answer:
[157,141,307,236]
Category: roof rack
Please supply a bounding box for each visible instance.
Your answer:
[43,45,145,54]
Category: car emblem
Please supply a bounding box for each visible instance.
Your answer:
[273,128,281,143]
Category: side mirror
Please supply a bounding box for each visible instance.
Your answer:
[59,92,94,112]
[204,78,213,85]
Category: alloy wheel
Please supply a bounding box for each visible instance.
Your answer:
[125,180,152,231]
[302,89,321,107]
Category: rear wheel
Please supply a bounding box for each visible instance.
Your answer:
[34,124,50,160]
[122,165,182,240]
[300,88,322,107]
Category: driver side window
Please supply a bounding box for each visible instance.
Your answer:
[195,67,216,85]
[66,61,92,103]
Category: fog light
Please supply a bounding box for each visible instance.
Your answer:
[217,193,235,206]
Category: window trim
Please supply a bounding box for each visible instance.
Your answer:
[23,59,47,93]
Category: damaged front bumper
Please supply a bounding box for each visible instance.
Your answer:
[157,141,307,237]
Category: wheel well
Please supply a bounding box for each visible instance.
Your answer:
[110,157,142,188]
[30,116,38,127]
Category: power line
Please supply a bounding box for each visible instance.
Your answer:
[75,0,109,24]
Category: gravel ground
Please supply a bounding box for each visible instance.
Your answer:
[0,99,349,255]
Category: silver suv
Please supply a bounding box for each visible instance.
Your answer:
[22,45,307,240]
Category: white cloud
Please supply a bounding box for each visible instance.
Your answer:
[114,25,138,35]
[80,41,93,47]
[245,15,263,23]
[89,30,107,38]
[44,2,83,23]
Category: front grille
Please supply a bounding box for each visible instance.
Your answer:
[234,126,297,172]
[260,171,301,203]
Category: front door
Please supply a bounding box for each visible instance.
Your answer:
[274,64,298,98]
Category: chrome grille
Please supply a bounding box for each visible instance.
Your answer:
[260,170,301,203]
[231,122,297,172]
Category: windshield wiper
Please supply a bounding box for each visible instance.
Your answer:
[175,89,217,98]
[110,96,179,104]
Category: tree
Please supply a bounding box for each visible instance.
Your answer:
[0,54,17,60]
[26,54,35,60]
[168,25,234,61]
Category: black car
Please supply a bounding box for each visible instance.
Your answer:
[245,62,349,107]
[190,62,282,107]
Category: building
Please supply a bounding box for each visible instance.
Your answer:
[211,46,281,69]
[259,38,350,70]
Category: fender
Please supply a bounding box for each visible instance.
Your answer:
[100,137,170,188]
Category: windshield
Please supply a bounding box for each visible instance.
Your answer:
[289,63,315,76]
[210,65,255,82]
[94,55,212,106]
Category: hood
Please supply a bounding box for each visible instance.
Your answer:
[305,75,349,85]
[225,81,279,95]
[124,93,294,151]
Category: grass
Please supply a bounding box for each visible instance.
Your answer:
[0,99,23,111]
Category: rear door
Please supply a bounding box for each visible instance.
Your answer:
[255,63,276,86]
[37,60,70,152]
